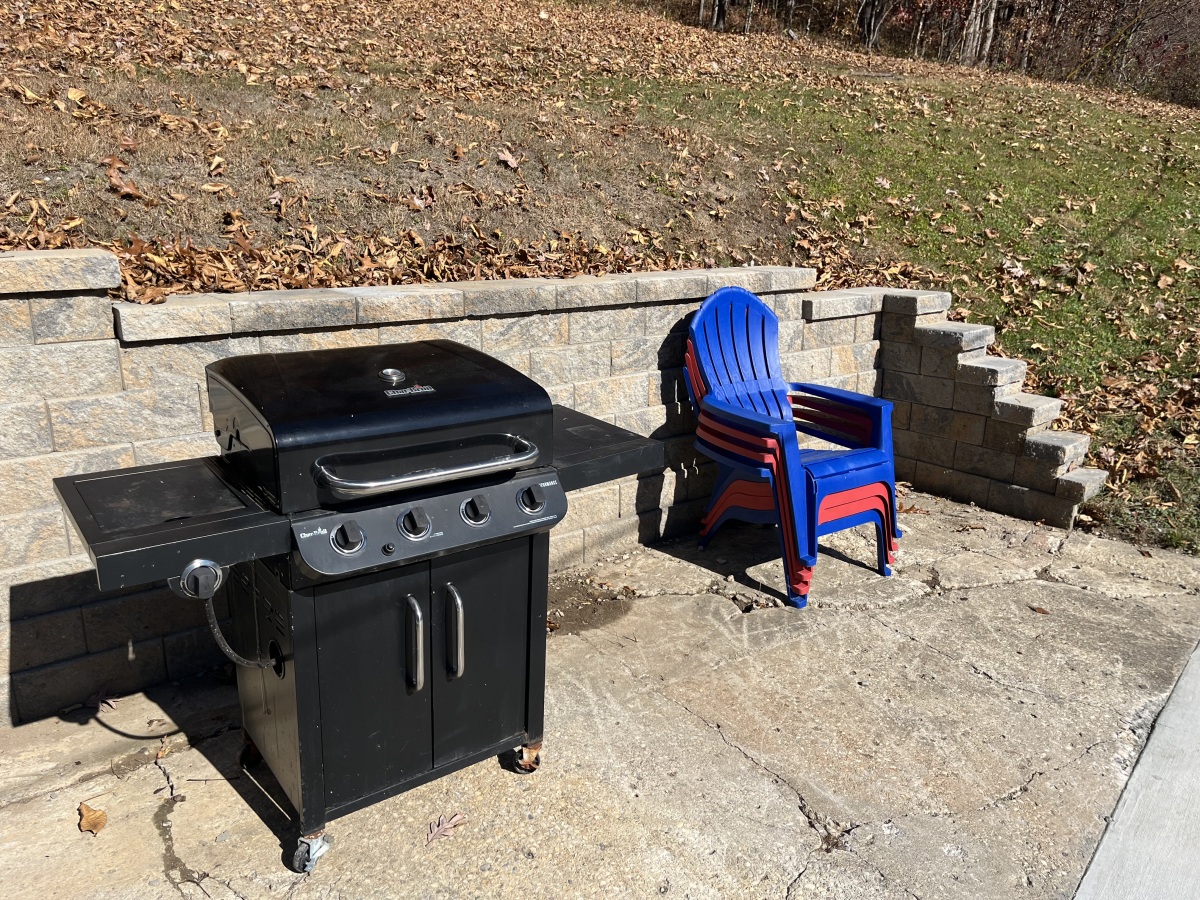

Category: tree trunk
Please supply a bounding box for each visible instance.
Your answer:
[912,6,927,58]
[785,0,795,32]
[744,0,755,33]
[713,0,728,31]
[698,0,708,28]
[978,0,1000,67]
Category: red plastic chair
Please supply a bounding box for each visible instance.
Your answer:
[683,286,900,606]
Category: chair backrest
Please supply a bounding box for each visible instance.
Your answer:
[685,286,791,420]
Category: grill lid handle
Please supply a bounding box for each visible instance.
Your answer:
[312,434,539,499]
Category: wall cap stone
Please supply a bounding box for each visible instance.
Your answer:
[0,249,121,295]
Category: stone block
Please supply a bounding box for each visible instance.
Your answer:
[955,442,1017,480]
[164,624,226,679]
[808,373,858,391]
[802,317,858,350]
[881,312,947,343]
[49,385,201,451]
[0,249,121,294]
[777,320,805,353]
[649,369,689,406]
[912,321,995,351]
[1013,456,1062,493]
[81,586,209,653]
[610,334,686,375]
[762,266,817,292]
[555,275,638,310]
[0,443,135,516]
[801,290,883,321]
[531,344,611,385]
[134,433,218,465]
[858,370,879,396]
[383,319,483,349]
[545,383,574,406]
[548,528,584,572]
[922,347,984,379]
[706,267,773,295]
[569,307,645,344]
[615,402,696,439]
[954,381,1020,417]
[891,400,911,430]
[621,472,665,517]
[1022,430,1090,466]
[11,637,167,723]
[582,517,642,563]
[957,356,1028,386]
[910,406,986,445]
[893,429,957,467]
[257,327,379,354]
[573,374,647,417]
[632,270,709,304]
[115,295,231,342]
[1,299,33,346]
[662,434,703,469]
[880,340,921,374]
[479,313,567,352]
[987,482,1077,529]
[29,293,113,343]
[490,348,530,375]
[882,371,955,408]
[347,284,464,324]
[0,340,121,403]
[781,348,831,382]
[831,341,880,376]
[1056,467,1108,503]
[0,508,70,568]
[881,290,952,315]
[120,336,261,390]
[655,497,708,539]
[855,313,881,342]
[894,456,916,482]
[0,554,95,620]
[643,301,697,336]
[911,461,992,507]
[229,290,356,333]
[993,393,1064,427]
[460,279,556,316]
[983,418,1035,455]
[3,607,87,672]
[560,484,621,531]
[0,401,53,459]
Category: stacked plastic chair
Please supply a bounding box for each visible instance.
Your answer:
[683,286,901,607]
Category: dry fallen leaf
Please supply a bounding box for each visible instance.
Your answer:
[1028,606,1050,615]
[78,802,107,835]
[497,148,520,170]
[425,812,467,846]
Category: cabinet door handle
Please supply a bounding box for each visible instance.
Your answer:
[446,583,466,679]
[406,594,425,692]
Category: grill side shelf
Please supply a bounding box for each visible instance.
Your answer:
[550,405,665,492]
[54,457,292,593]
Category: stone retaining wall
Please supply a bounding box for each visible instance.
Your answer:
[0,249,1107,723]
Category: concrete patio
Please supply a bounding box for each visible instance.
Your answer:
[2,490,1198,899]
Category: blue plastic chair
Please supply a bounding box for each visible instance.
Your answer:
[683,286,901,606]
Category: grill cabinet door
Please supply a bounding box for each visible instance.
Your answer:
[430,538,532,768]
[314,564,433,809]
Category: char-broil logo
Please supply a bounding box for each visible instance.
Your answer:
[385,384,436,397]
[298,526,328,539]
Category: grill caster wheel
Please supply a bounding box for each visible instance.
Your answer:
[514,742,542,774]
[239,731,262,769]
[291,832,333,874]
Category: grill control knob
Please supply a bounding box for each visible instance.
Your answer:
[461,494,491,526]
[399,507,432,540]
[518,484,546,515]
[331,520,365,554]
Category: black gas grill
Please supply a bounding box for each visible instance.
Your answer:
[55,340,661,873]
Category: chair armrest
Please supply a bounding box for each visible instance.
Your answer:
[787,382,893,451]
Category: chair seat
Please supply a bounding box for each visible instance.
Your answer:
[799,447,890,479]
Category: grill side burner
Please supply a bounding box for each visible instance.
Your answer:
[53,340,663,874]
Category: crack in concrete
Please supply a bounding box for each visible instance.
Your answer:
[663,694,858,855]
[152,753,209,897]
[981,739,1112,810]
